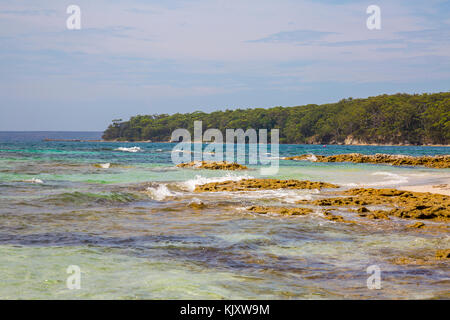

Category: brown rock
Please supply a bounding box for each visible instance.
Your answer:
[195,178,340,192]
[357,206,370,213]
[284,153,450,169]
[407,222,425,228]
[393,249,450,265]
[323,210,357,224]
[188,201,206,209]
[177,161,248,170]
[364,211,390,220]
[247,206,313,216]
[392,257,430,265]
[305,188,449,222]
[435,249,450,259]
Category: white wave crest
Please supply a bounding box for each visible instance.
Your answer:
[145,184,180,201]
[342,171,408,187]
[24,178,44,184]
[180,173,254,192]
[371,171,408,185]
[233,189,316,203]
[115,146,142,153]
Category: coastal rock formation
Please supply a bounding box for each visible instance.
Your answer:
[247,206,312,216]
[194,178,340,192]
[405,222,449,232]
[356,207,390,220]
[435,249,450,259]
[193,176,448,228]
[283,153,450,169]
[393,249,449,265]
[177,161,248,170]
[302,188,450,222]
[323,210,357,224]
[188,200,206,209]
[407,222,425,228]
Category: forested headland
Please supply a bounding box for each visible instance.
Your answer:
[102,92,450,145]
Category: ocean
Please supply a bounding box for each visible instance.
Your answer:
[0,131,449,299]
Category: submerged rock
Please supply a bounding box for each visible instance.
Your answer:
[194,178,340,192]
[407,222,426,228]
[393,257,431,265]
[177,161,248,170]
[94,163,111,169]
[357,210,390,220]
[435,249,450,259]
[284,153,450,169]
[393,249,449,265]
[188,200,206,209]
[323,210,358,224]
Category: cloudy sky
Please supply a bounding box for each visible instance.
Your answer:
[1,0,449,130]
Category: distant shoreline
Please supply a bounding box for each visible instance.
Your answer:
[41,138,450,147]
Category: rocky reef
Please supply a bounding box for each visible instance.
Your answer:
[393,249,450,265]
[436,249,450,259]
[194,178,340,192]
[191,177,449,268]
[322,210,358,224]
[302,188,450,222]
[247,206,313,216]
[176,161,248,170]
[283,153,450,169]
[193,178,448,222]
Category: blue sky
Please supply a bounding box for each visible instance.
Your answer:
[0,0,449,130]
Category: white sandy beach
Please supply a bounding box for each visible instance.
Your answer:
[399,184,450,196]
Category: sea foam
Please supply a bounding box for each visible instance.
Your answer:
[146,184,180,201]
[24,178,44,184]
[342,171,408,187]
[115,146,142,153]
[180,174,254,192]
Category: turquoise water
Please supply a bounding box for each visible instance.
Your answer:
[0,133,449,299]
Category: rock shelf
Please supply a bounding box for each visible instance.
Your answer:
[301,188,450,222]
[177,161,248,170]
[194,178,340,192]
[284,153,450,169]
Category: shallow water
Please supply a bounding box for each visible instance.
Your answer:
[0,133,449,299]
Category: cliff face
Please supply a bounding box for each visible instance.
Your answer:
[103,92,450,145]
[344,135,367,145]
[341,136,417,146]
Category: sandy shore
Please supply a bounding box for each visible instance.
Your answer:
[399,184,450,196]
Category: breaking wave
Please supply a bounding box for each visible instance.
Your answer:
[23,178,44,184]
[115,146,142,153]
[233,189,316,203]
[145,184,181,201]
[343,171,408,187]
[180,173,254,192]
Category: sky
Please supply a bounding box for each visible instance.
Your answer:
[0,0,449,131]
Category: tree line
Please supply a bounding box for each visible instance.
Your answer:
[102,92,450,145]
